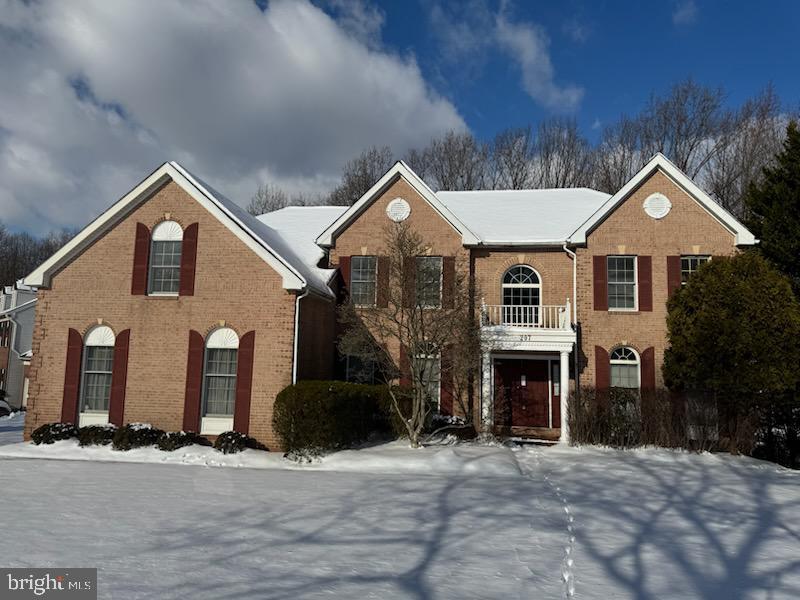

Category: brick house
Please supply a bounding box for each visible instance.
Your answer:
[0,283,37,412]
[22,153,755,446]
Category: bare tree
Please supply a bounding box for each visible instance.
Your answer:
[246,183,290,216]
[703,86,790,218]
[0,222,75,285]
[338,222,481,447]
[594,116,645,193]
[490,126,535,189]
[413,131,488,191]
[532,118,594,188]
[328,146,394,206]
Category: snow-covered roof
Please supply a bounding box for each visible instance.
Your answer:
[25,162,339,297]
[436,188,611,245]
[257,206,348,286]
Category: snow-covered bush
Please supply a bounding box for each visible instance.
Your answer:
[112,423,164,451]
[156,431,212,452]
[273,381,394,452]
[213,431,267,455]
[77,424,117,447]
[31,422,78,445]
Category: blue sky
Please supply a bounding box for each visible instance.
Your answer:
[0,0,797,234]
[375,0,800,141]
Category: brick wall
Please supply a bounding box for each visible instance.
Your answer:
[576,169,737,388]
[24,180,304,449]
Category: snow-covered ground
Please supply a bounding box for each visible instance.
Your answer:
[0,415,797,599]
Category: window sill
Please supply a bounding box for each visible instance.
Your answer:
[79,412,109,427]
[607,309,639,314]
[200,416,233,436]
[147,292,179,298]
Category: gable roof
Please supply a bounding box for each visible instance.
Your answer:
[257,205,348,284]
[315,161,481,247]
[569,153,757,246]
[24,162,336,296]
[437,188,610,246]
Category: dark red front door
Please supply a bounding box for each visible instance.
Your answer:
[494,359,550,427]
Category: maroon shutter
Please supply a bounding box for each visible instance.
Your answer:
[183,330,205,432]
[641,347,656,391]
[638,255,653,312]
[376,256,390,308]
[439,345,454,416]
[593,256,608,311]
[402,258,417,308]
[442,256,456,309]
[399,344,411,387]
[61,328,83,423]
[234,331,255,434]
[339,256,351,297]
[131,223,150,295]
[666,256,682,297]
[595,346,610,391]
[108,329,130,426]
[179,223,198,296]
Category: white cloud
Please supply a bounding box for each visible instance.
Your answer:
[426,1,583,112]
[672,0,698,26]
[0,0,465,233]
[562,19,590,44]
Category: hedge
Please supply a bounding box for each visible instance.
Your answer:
[273,381,396,452]
[31,422,78,445]
[112,423,164,451]
[213,431,268,454]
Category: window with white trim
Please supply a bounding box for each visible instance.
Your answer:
[416,256,443,308]
[413,345,441,410]
[502,265,541,324]
[680,255,710,285]
[0,321,9,347]
[202,328,239,418]
[607,256,637,310]
[80,325,116,414]
[350,256,377,307]
[148,220,183,294]
[0,368,5,391]
[610,346,640,390]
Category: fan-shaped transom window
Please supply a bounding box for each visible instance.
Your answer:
[610,346,640,389]
[80,325,115,423]
[149,220,183,295]
[502,265,541,324]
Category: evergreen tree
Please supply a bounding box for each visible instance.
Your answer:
[745,121,800,294]
[663,252,800,453]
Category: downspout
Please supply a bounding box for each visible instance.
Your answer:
[562,244,577,323]
[291,289,310,384]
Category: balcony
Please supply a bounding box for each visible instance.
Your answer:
[480,301,572,330]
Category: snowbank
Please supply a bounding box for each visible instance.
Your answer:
[0,438,522,477]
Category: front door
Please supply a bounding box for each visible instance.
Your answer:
[494,359,550,427]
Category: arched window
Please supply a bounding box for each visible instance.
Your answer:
[610,346,640,390]
[149,220,183,295]
[79,325,115,425]
[502,265,541,325]
[201,327,239,433]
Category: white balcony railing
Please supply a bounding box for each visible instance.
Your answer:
[480,300,572,330]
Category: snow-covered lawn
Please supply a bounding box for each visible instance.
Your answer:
[0,418,798,598]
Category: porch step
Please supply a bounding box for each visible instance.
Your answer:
[508,437,559,446]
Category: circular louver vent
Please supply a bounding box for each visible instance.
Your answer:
[386,198,411,222]
[643,193,672,219]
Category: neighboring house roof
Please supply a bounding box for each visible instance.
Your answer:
[316,161,481,247]
[24,162,336,296]
[257,205,348,283]
[569,153,757,246]
[437,188,611,246]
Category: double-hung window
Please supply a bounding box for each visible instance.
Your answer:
[607,256,637,310]
[79,325,116,426]
[148,220,183,295]
[203,348,238,418]
[680,255,710,285]
[350,256,377,307]
[610,347,640,390]
[416,256,443,308]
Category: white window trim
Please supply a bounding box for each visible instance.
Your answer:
[501,264,543,324]
[78,325,115,427]
[148,221,183,297]
[607,255,638,312]
[200,327,239,435]
[680,255,711,286]
[609,346,641,390]
[350,256,378,308]
[413,351,441,409]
